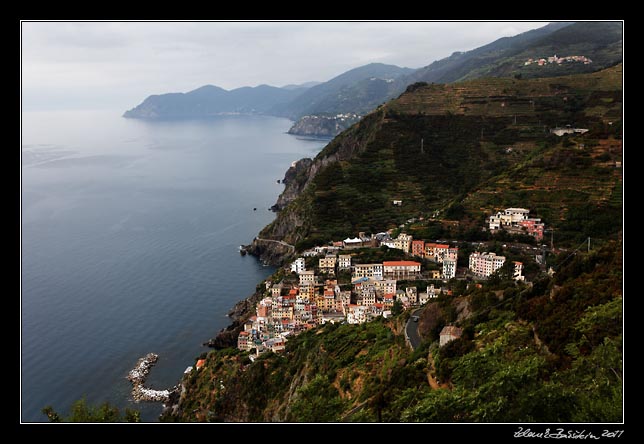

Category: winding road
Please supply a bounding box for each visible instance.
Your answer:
[405,308,424,350]
[254,237,295,251]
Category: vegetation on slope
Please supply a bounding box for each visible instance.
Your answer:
[260,65,622,254]
[42,399,141,423]
[406,21,622,85]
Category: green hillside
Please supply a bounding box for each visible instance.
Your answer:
[163,241,622,422]
[407,22,622,85]
[256,64,622,253]
[161,62,623,426]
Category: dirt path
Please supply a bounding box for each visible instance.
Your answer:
[426,351,441,390]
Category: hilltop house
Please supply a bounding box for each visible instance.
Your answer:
[488,207,545,241]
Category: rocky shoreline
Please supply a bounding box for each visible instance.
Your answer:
[202,286,266,349]
[127,353,178,403]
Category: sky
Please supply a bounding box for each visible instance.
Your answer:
[21,21,549,111]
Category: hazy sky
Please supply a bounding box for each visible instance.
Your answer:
[21,21,548,111]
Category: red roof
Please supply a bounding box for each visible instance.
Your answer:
[196,359,206,369]
[239,331,250,337]
[383,261,421,267]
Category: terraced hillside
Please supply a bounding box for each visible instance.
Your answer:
[252,65,622,262]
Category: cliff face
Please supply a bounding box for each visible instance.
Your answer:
[271,158,313,211]
[287,115,360,138]
[248,109,386,266]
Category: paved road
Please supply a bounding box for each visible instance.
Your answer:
[405,308,424,350]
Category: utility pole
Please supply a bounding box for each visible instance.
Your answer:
[420,138,424,155]
[588,237,591,253]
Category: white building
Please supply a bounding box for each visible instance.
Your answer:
[299,270,316,286]
[443,258,457,280]
[513,261,525,281]
[290,257,306,274]
[383,279,397,295]
[383,261,421,278]
[469,252,506,278]
[380,239,398,249]
[346,305,368,324]
[343,237,363,249]
[338,254,352,270]
[489,208,530,230]
[381,233,413,252]
[352,263,383,280]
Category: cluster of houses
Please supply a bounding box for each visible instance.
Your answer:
[488,208,545,241]
[524,54,592,66]
[238,240,456,354]
[237,264,457,355]
[239,206,542,354]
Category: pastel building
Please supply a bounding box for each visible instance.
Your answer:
[469,252,506,278]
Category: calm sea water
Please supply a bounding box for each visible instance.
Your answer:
[21,110,326,422]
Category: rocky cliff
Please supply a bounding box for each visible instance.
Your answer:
[247,109,386,266]
[287,114,360,138]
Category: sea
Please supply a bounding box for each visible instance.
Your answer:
[20,110,327,422]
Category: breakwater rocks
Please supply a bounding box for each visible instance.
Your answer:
[127,353,176,403]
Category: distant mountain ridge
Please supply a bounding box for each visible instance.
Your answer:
[269,63,415,119]
[404,21,621,84]
[123,21,622,130]
[123,84,305,119]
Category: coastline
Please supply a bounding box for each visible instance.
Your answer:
[159,157,302,419]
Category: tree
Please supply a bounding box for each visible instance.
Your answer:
[391,299,403,316]
[42,398,141,423]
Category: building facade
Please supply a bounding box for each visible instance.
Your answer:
[443,258,457,280]
[290,257,306,274]
[469,252,506,277]
[383,261,421,278]
[338,254,352,270]
[319,254,337,274]
[352,263,384,280]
